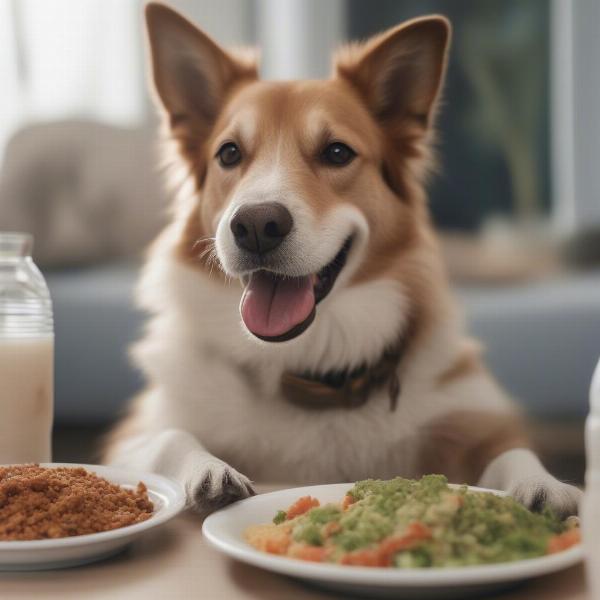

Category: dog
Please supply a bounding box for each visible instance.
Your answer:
[105,3,581,517]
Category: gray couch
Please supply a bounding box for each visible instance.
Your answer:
[47,264,600,425]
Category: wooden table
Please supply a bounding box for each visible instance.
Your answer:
[1,485,589,600]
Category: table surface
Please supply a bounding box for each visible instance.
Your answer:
[1,485,590,600]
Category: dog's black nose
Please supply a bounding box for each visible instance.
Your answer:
[230,202,293,254]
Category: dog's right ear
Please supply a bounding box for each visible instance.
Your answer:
[145,3,256,149]
[335,16,450,130]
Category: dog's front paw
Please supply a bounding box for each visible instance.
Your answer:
[185,459,255,514]
[509,477,582,518]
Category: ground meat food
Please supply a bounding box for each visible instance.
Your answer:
[0,465,154,541]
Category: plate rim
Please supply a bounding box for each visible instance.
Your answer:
[202,482,583,588]
[0,462,186,550]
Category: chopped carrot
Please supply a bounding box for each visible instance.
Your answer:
[340,548,381,567]
[291,544,329,562]
[342,495,355,510]
[378,522,432,566]
[286,496,320,520]
[547,528,581,554]
[264,532,292,555]
[340,522,432,567]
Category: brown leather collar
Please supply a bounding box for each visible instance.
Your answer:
[280,333,409,412]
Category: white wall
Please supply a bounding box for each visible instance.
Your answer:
[167,0,254,46]
[257,0,345,80]
[551,0,600,234]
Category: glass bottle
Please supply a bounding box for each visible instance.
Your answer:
[0,232,53,463]
[583,356,600,597]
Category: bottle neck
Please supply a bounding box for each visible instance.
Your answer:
[0,232,33,260]
[0,232,52,338]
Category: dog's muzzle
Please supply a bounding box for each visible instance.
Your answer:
[238,236,353,342]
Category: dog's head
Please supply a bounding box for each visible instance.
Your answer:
[146,4,450,345]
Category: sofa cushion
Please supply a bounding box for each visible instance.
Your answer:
[47,264,600,424]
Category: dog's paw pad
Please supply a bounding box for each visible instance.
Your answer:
[528,487,548,513]
[199,472,213,494]
[509,478,582,519]
[189,462,255,514]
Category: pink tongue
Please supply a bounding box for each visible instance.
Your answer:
[241,271,315,338]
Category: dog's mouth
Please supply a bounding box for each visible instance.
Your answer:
[239,237,353,342]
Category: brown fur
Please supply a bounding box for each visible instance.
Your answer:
[146,4,257,175]
[101,7,583,520]
[169,63,452,360]
[418,410,531,485]
[135,5,466,435]
[146,8,451,300]
[437,342,484,386]
[115,7,494,463]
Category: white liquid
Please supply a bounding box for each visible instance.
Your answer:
[585,360,600,598]
[0,336,53,463]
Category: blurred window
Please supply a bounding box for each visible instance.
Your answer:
[347,0,551,232]
[0,0,146,160]
[1,0,597,238]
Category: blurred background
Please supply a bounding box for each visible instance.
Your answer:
[0,0,598,478]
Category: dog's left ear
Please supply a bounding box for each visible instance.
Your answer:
[335,16,450,129]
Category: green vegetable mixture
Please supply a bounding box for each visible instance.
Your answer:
[276,475,573,567]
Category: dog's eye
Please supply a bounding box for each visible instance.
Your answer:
[217,142,242,168]
[321,142,356,167]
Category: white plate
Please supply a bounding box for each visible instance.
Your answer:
[0,463,185,571]
[203,483,583,599]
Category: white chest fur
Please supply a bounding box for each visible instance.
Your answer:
[133,256,430,480]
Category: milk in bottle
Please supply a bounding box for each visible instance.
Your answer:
[0,233,53,463]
